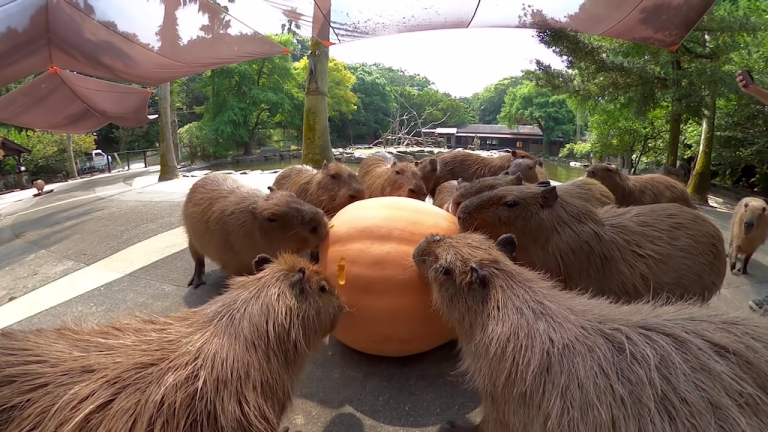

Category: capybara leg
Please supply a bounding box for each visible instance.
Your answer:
[187,241,207,289]
[729,247,738,273]
[741,253,754,275]
[438,420,479,432]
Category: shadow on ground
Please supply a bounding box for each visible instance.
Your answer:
[296,339,480,429]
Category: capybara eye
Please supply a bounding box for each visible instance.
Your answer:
[437,266,452,276]
[433,236,444,242]
[329,174,338,180]
[319,283,328,294]
[504,200,517,209]
[267,216,278,223]
[395,170,402,175]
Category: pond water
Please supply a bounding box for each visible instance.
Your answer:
[209,158,587,184]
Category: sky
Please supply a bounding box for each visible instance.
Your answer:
[77,0,574,97]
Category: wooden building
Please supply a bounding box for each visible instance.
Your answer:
[421,124,562,155]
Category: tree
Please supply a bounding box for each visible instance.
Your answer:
[469,76,523,124]
[345,64,395,143]
[498,81,576,156]
[294,57,358,121]
[199,34,297,155]
[301,37,334,168]
[0,128,96,178]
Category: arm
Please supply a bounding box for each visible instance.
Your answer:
[737,72,768,105]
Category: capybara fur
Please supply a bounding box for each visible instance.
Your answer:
[271,161,365,218]
[431,149,536,196]
[413,232,768,432]
[448,172,524,215]
[414,157,440,196]
[456,185,726,303]
[659,165,687,184]
[433,180,459,211]
[183,173,329,288]
[551,177,615,209]
[506,158,545,184]
[0,253,344,432]
[728,197,768,275]
[585,163,695,208]
[358,152,427,200]
[32,179,45,193]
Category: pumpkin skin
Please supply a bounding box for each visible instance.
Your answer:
[318,196,458,357]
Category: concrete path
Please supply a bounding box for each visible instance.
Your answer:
[0,169,766,431]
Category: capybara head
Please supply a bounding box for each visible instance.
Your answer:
[385,159,428,201]
[261,186,329,249]
[507,158,544,184]
[510,149,537,161]
[317,161,366,215]
[250,253,346,347]
[585,163,622,183]
[456,184,559,240]
[742,199,768,236]
[412,232,518,313]
[414,157,440,191]
[449,172,524,215]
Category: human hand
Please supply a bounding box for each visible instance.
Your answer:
[736,70,756,93]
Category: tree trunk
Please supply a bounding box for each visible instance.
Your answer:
[301,37,334,168]
[158,82,179,182]
[666,56,682,167]
[575,111,582,142]
[687,93,716,203]
[171,104,180,163]
[65,133,79,180]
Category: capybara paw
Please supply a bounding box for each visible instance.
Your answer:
[188,276,207,289]
[730,263,737,272]
[741,267,750,275]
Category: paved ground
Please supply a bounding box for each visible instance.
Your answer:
[1,168,766,431]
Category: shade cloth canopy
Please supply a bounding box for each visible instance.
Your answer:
[0,69,156,134]
[262,0,716,49]
[0,0,290,88]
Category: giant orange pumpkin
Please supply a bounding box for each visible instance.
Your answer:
[318,196,459,357]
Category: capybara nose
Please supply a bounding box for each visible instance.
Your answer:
[744,221,755,231]
[585,171,594,178]
[349,193,363,202]
[408,188,417,195]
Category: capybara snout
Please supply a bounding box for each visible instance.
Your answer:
[359,152,428,200]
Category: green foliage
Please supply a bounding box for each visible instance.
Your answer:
[178,121,220,164]
[498,81,576,146]
[559,141,592,158]
[469,77,523,124]
[0,128,96,177]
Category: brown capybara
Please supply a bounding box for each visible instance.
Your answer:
[659,165,687,184]
[414,157,440,196]
[358,152,427,200]
[32,179,45,193]
[430,149,536,196]
[550,177,615,209]
[433,180,459,211]
[271,161,365,218]
[728,197,768,275]
[413,232,768,432]
[456,185,726,303]
[505,158,545,184]
[448,172,525,215]
[585,163,695,208]
[183,173,328,288]
[0,253,343,432]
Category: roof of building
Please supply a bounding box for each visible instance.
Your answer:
[1,136,32,158]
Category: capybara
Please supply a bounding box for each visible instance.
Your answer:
[32,179,44,193]
[505,158,546,184]
[456,185,726,303]
[448,172,524,215]
[659,165,687,184]
[431,149,536,196]
[728,197,768,275]
[549,177,615,209]
[271,161,365,218]
[413,232,768,432]
[433,180,459,211]
[0,253,343,432]
[585,163,695,208]
[414,157,440,196]
[183,173,328,288]
[358,152,427,200]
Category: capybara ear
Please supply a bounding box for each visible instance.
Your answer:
[511,173,523,185]
[536,180,551,187]
[390,159,398,168]
[321,160,329,170]
[500,170,510,176]
[539,186,558,207]
[414,160,421,166]
[536,158,544,168]
[268,185,278,193]
[495,234,517,260]
[428,158,438,170]
[290,267,308,294]
[469,263,490,289]
[253,254,274,273]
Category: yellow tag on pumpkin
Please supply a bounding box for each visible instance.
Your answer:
[337,257,346,286]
